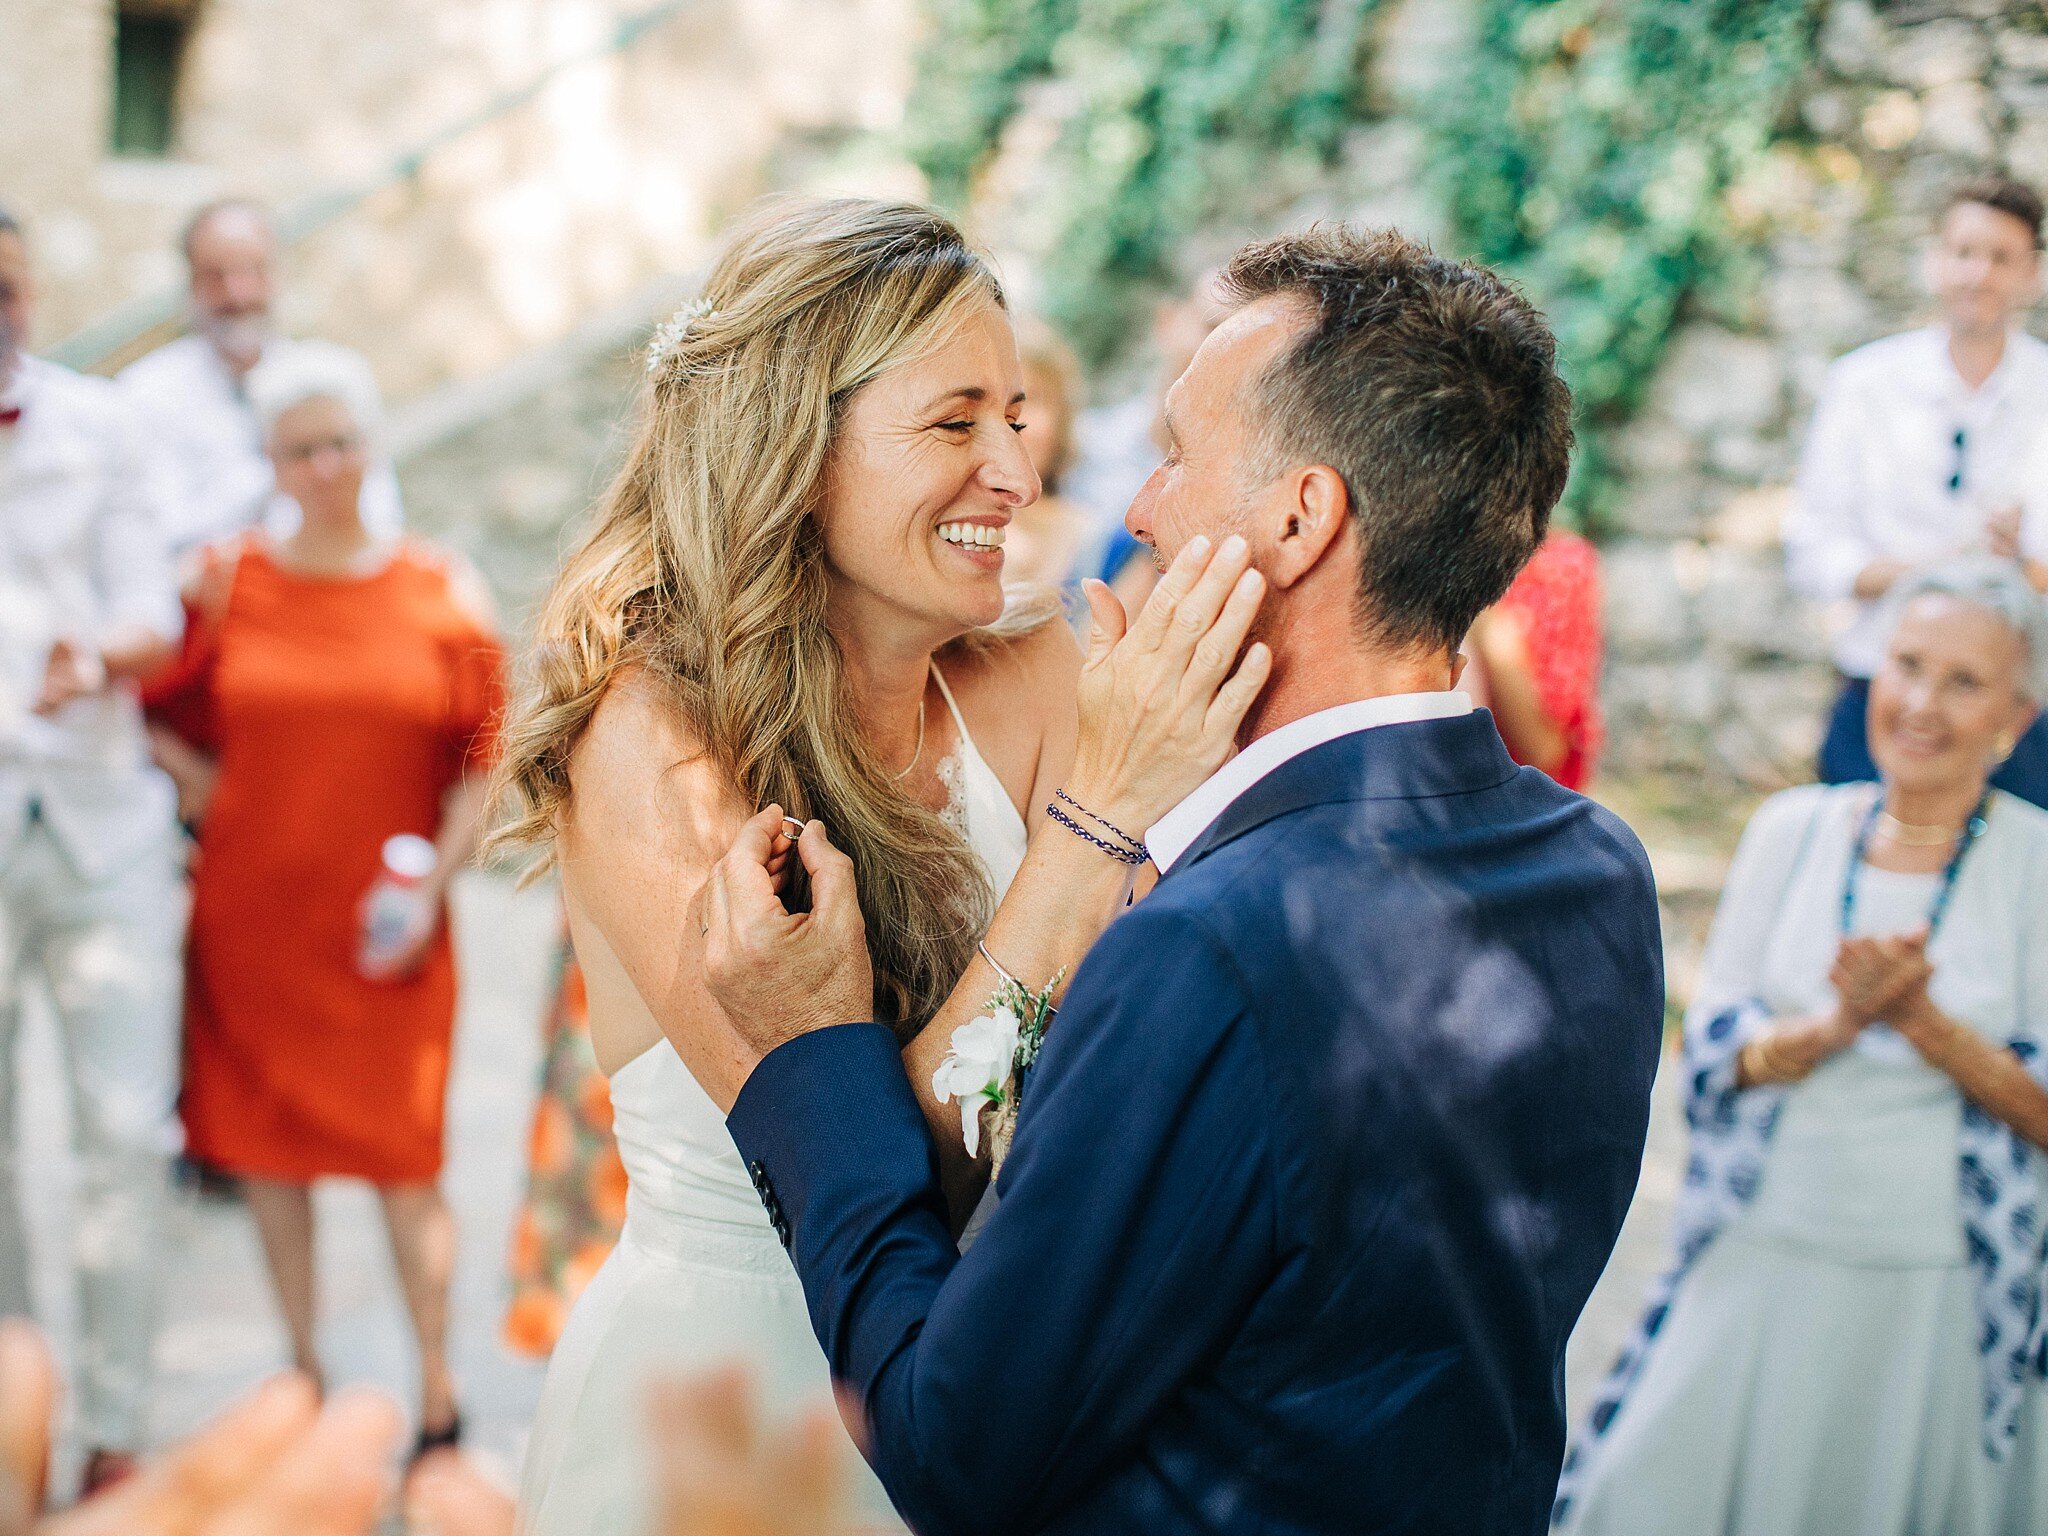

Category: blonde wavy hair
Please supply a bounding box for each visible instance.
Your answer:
[491,195,1047,1037]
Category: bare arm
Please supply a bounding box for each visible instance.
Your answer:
[33,630,179,715]
[555,674,765,1107]
[1894,993,2048,1152]
[558,672,1129,1174]
[147,723,219,826]
[1734,1006,1864,1088]
[427,775,491,897]
[1462,606,1568,776]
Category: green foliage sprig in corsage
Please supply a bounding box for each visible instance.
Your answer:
[930,968,1064,1173]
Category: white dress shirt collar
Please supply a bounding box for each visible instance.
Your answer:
[1146,691,1474,874]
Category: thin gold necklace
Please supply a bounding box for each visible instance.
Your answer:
[891,694,927,782]
[1876,807,1967,847]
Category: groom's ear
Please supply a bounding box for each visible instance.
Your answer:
[1261,462,1350,591]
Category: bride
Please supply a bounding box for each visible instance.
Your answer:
[492,196,1270,1533]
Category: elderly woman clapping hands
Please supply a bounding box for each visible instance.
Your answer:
[1557,558,2048,1536]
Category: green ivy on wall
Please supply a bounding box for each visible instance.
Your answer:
[906,0,1822,518]
[905,0,1382,364]
[906,0,1080,206]
[1424,0,1823,520]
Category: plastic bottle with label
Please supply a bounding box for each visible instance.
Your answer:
[358,833,438,976]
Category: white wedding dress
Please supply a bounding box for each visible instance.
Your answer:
[518,669,1027,1535]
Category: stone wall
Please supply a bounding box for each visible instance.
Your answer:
[394,318,646,625]
[0,0,915,393]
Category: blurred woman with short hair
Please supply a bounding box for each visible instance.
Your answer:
[1556,557,2048,1533]
[148,343,504,1461]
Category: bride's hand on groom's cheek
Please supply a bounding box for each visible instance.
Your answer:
[1068,533,1272,836]
[701,807,874,1082]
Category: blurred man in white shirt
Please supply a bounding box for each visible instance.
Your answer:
[118,200,402,560]
[1786,176,2048,806]
[0,204,185,1493]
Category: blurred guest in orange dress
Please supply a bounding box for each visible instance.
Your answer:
[1462,527,1605,790]
[145,343,504,1460]
[501,941,627,1359]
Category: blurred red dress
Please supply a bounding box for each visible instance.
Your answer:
[1494,529,1604,791]
[151,537,504,1182]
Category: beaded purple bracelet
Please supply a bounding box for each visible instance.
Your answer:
[1046,802,1149,866]
[1053,788,1147,858]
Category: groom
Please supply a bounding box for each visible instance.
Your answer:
[701,228,1664,1534]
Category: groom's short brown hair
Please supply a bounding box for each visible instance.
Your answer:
[1221,227,1573,652]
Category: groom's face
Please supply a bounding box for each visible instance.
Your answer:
[1124,296,1306,574]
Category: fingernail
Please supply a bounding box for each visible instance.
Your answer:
[1186,535,1210,557]
[1223,534,1246,557]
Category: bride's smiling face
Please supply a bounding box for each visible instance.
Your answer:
[819,298,1040,639]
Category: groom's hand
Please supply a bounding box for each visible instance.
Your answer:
[702,807,874,1080]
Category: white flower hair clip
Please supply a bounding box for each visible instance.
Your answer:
[646,297,717,380]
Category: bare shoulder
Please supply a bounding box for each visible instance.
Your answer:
[562,669,740,873]
[558,668,751,1077]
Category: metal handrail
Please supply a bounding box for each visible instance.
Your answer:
[52,0,704,371]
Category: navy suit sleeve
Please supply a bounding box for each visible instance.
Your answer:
[727,903,1274,1535]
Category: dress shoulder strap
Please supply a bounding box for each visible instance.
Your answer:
[929,662,972,740]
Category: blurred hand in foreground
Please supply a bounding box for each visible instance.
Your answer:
[407,1364,856,1536]
[649,1367,855,1536]
[0,1318,403,1536]
[0,1319,56,1532]
[1,1321,857,1536]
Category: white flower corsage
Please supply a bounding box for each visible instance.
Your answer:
[930,969,1062,1170]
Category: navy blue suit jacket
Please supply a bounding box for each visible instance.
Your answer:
[728,711,1664,1534]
